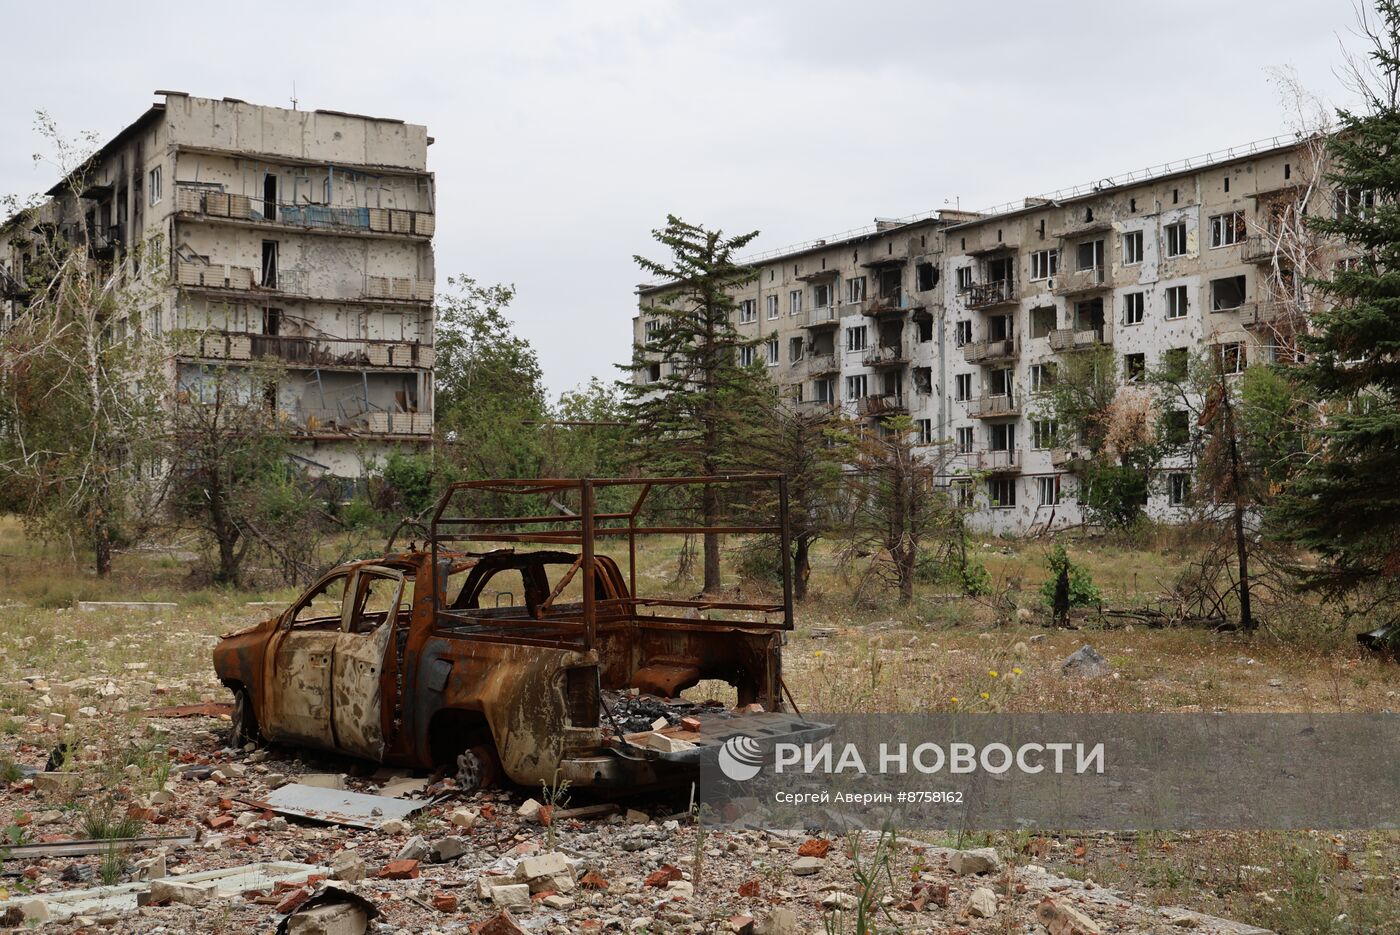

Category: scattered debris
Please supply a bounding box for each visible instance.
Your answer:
[950,847,1004,876]
[141,702,235,718]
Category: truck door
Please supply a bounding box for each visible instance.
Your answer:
[331,566,407,761]
[265,571,348,749]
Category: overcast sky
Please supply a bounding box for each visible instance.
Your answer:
[0,1,1366,397]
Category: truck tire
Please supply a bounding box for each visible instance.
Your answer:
[230,688,260,749]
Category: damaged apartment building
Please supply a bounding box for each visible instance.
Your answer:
[633,136,1328,534]
[0,91,436,483]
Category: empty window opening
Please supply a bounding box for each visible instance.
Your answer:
[1124,352,1146,382]
[263,173,278,221]
[1030,306,1057,339]
[1123,291,1145,325]
[916,262,938,291]
[263,306,282,336]
[261,240,278,289]
[1211,275,1247,311]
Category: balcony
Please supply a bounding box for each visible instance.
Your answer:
[862,342,908,369]
[967,392,1022,419]
[803,352,839,376]
[975,449,1021,473]
[963,279,1017,310]
[1239,301,1295,329]
[1050,446,1091,469]
[1240,235,1283,265]
[857,394,907,418]
[962,337,1020,365]
[175,260,434,305]
[1052,266,1108,296]
[183,332,436,370]
[803,305,840,330]
[0,265,30,301]
[1048,327,1109,351]
[296,409,433,439]
[175,185,435,239]
[862,290,919,317]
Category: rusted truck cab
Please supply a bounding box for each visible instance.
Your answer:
[214,475,824,789]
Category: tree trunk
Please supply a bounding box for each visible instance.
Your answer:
[94,517,112,577]
[1222,390,1254,632]
[702,483,722,594]
[793,536,812,602]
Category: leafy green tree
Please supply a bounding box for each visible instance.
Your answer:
[433,276,547,492]
[747,401,845,601]
[621,216,771,593]
[1274,1,1400,607]
[1040,344,1160,530]
[837,415,964,606]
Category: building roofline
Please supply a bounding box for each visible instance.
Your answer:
[44,103,166,198]
[945,134,1316,233]
[636,213,964,296]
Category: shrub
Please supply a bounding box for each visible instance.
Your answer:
[1039,544,1101,608]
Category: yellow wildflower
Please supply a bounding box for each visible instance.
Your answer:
[988,669,999,678]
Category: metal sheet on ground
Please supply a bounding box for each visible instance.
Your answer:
[0,861,325,920]
[259,782,425,829]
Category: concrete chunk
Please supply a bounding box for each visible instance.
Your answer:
[285,903,370,935]
[149,879,217,906]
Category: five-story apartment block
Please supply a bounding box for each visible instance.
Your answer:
[633,137,1328,534]
[1,92,437,484]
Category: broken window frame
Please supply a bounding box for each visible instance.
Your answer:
[1164,221,1188,258]
[1029,249,1059,281]
[1123,291,1145,326]
[1165,284,1189,320]
[1121,230,1144,266]
[1209,211,1247,249]
[738,299,757,323]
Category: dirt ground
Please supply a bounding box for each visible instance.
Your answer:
[0,524,1396,934]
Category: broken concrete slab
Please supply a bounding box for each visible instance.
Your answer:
[277,885,379,935]
[0,861,326,921]
[77,601,178,613]
[253,782,425,830]
[1,831,193,859]
[148,879,217,906]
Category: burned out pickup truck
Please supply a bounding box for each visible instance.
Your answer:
[213,475,825,790]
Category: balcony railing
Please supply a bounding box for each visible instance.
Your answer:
[184,332,435,369]
[1052,266,1108,296]
[803,352,839,376]
[967,392,1022,419]
[1240,235,1284,265]
[862,342,908,368]
[804,305,840,329]
[175,184,435,238]
[175,260,434,304]
[964,279,1017,310]
[1238,301,1296,329]
[975,449,1021,473]
[1048,327,1109,351]
[297,408,433,438]
[857,394,907,417]
[962,337,1020,364]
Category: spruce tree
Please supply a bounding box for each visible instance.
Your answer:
[621,216,770,593]
[1275,1,1400,602]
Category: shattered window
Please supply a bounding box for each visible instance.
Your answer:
[292,574,348,627]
